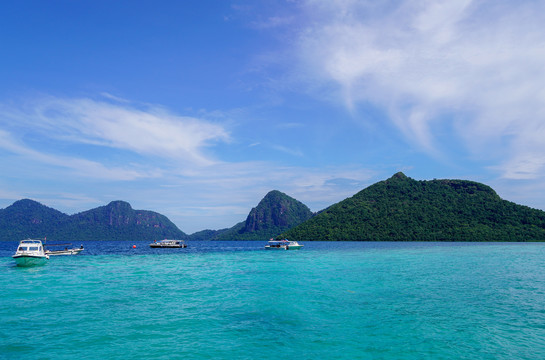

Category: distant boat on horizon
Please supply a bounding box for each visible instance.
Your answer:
[149,239,187,248]
[265,239,303,250]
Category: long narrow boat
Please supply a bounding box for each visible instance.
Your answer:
[45,246,84,256]
[12,239,49,267]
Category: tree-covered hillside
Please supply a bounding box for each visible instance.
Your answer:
[0,199,69,241]
[61,201,187,241]
[0,199,186,241]
[280,172,545,241]
[208,190,313,240]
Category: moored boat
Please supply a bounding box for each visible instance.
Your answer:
[45,245,84,256]
[12,239,49,267]
[265,239,303,250]
[149,239,187,248]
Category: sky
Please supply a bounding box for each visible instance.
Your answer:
[1,0,545,234]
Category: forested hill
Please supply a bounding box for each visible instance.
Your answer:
[61,200,187,241]
[0,199,69,241]
[0,199,186,241]
[280,172,545,241]
[196,190,313,240]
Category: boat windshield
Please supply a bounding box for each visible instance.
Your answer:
[18,246,28,251]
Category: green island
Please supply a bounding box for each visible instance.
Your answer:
[280,172,545,241]
[192,190,313,241]
[0,199,186,242]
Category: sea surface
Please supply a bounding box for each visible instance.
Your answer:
[1,240,545,360]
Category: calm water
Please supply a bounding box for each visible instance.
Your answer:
[1,241,545,359]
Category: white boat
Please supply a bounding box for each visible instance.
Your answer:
[45,245,84,256]
[265,239,303,250]
[12,239,49,267]
[149,239,187,248]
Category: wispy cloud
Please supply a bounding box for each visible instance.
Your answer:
[1,95,230,167]
[287,0,545,179]
[250,15,295,29]
[0,129,158,181]
[271,145,304,157]
[99,92,131,103]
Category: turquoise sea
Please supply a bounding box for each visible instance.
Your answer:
[2,241,545,360]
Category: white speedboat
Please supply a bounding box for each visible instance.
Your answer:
[265,239,303,250]
[149,239,187,248]
[12,239,49,267]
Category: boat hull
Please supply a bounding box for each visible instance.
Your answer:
[13,255,49,267]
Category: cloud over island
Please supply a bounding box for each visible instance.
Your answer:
[285,0,545,179]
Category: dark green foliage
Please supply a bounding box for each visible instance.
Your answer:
[201,190,314,240]
[0,199,186,241]
[0,199,69,241]
[280,172,545,241]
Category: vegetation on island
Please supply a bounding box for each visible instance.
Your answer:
[279,172,545,241]
[0,190,311,242]
[0,199,186,242]
[193,190,314,241]
[3,173,545,242]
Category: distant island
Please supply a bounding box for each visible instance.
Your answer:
[0,199,186,242]
[191,190,313,241]
[2,172,545,241]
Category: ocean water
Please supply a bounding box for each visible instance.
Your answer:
[1,241,545,360]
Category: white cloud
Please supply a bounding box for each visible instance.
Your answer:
[271,145,304,157]
[0,129,158,181]
[99,92,131,103]
[290,0,545,179]
[250,15,295,29]
[1,95,230,166]
[0,95,234,186]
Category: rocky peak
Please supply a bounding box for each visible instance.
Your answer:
[243,190,313,233]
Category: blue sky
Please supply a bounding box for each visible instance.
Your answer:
[1,0,545,234]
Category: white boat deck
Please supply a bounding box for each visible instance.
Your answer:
[12,239,49,266]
